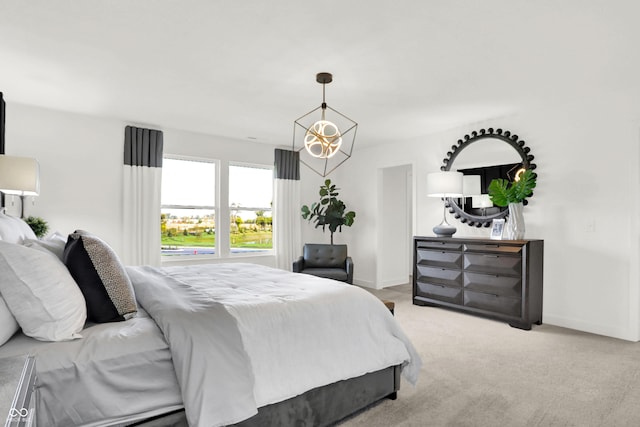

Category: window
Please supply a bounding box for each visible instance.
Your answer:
[229,164,273,254]
[160,157,274,259]
[161,157,216,256]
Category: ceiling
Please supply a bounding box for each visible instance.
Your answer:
[0,1,638,149]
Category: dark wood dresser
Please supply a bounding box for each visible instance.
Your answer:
[412,236,544,330]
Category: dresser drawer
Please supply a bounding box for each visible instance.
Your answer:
[416,282,463,305]
[464,272,522,298]
[463,253,522,276]
[416,265,462,287]
[464,290,521,317]
[464,243,523,255]
[416,248,463,269]
[416,240,463,251]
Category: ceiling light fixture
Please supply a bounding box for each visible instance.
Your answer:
[293,72,357,177]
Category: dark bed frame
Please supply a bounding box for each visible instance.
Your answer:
[132,365,401,427]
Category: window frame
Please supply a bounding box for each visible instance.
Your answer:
[160,155,274,261]
[161,155,220,259]
[228,161,274,257]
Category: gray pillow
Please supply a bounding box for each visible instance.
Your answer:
[24,232,67,260]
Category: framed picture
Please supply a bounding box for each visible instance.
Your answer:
[490,219,505,240]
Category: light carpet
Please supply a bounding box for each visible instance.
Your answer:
[340,284,640,427]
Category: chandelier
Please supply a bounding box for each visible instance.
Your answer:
[293,72,357,177]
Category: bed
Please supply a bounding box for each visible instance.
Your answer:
[0,213,421,427]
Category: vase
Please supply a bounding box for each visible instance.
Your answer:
[504,202,525,240]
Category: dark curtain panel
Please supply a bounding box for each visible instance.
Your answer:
[124,125,163,167]
[0,92,5,155]
[274,149,300,180]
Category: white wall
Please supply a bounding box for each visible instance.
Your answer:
[4,102,278,268]
[300,97,640,341]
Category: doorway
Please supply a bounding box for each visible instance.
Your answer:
[376,164,413,288]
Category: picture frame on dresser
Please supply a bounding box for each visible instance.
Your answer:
[490,219,505,240]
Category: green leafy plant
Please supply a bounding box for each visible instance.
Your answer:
[24,216,49,238]
[301,179,356,245]
[488,169,537,207]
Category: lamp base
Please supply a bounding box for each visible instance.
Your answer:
[433,221,457,238]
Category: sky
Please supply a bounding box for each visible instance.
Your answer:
[161,158,272,219]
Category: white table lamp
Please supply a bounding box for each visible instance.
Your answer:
[0,155,40,217]
[427,171,463,237]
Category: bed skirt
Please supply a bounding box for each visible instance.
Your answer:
[130,365,401,427]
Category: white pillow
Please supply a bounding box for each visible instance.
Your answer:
[0,296,19,346]
[24,232,67,261]
[0,212,37,244]
[0,241,87,341]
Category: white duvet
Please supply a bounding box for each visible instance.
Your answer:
[127,263,421,427]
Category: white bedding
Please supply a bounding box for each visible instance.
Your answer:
[0,262,421,427]
[0,308,183,427]
[128,263,421,427]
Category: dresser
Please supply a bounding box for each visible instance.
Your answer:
[412,236,543,330]
[1,356,37,427]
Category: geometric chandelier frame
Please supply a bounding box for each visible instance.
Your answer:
[292,72,358,177]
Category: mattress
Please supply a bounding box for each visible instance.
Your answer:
[0,308,183,427]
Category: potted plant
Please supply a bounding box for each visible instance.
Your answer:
[24,216,49,238]
[301,179,356,245]
[488,169,536,239]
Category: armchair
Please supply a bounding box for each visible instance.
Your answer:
[292,244,353,284]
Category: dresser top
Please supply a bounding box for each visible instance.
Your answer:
[414,236,543,244]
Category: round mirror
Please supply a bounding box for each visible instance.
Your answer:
[441,128,536,228]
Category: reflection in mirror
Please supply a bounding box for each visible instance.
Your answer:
[456,162,522,217]
[441,128,536,228]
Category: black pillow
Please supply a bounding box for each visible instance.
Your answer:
[63,230,137,323]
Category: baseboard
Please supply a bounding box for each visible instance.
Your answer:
[380,277,409,288]
[353,278,375,289]
[544,314,639,342]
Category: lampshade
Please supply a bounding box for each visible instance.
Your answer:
[426,171,463,197]
[293,72,357,177]
[0,155,40,196]
[426,171,462,237]
[462,175,481,196]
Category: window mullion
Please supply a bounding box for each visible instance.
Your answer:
[217,161,230,258]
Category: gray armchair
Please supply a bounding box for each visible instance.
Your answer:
[292,244,353,284]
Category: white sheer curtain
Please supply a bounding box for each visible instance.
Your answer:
[273,149,302,271]
[122,126,163,266]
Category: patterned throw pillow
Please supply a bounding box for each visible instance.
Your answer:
[63,230,138,323]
